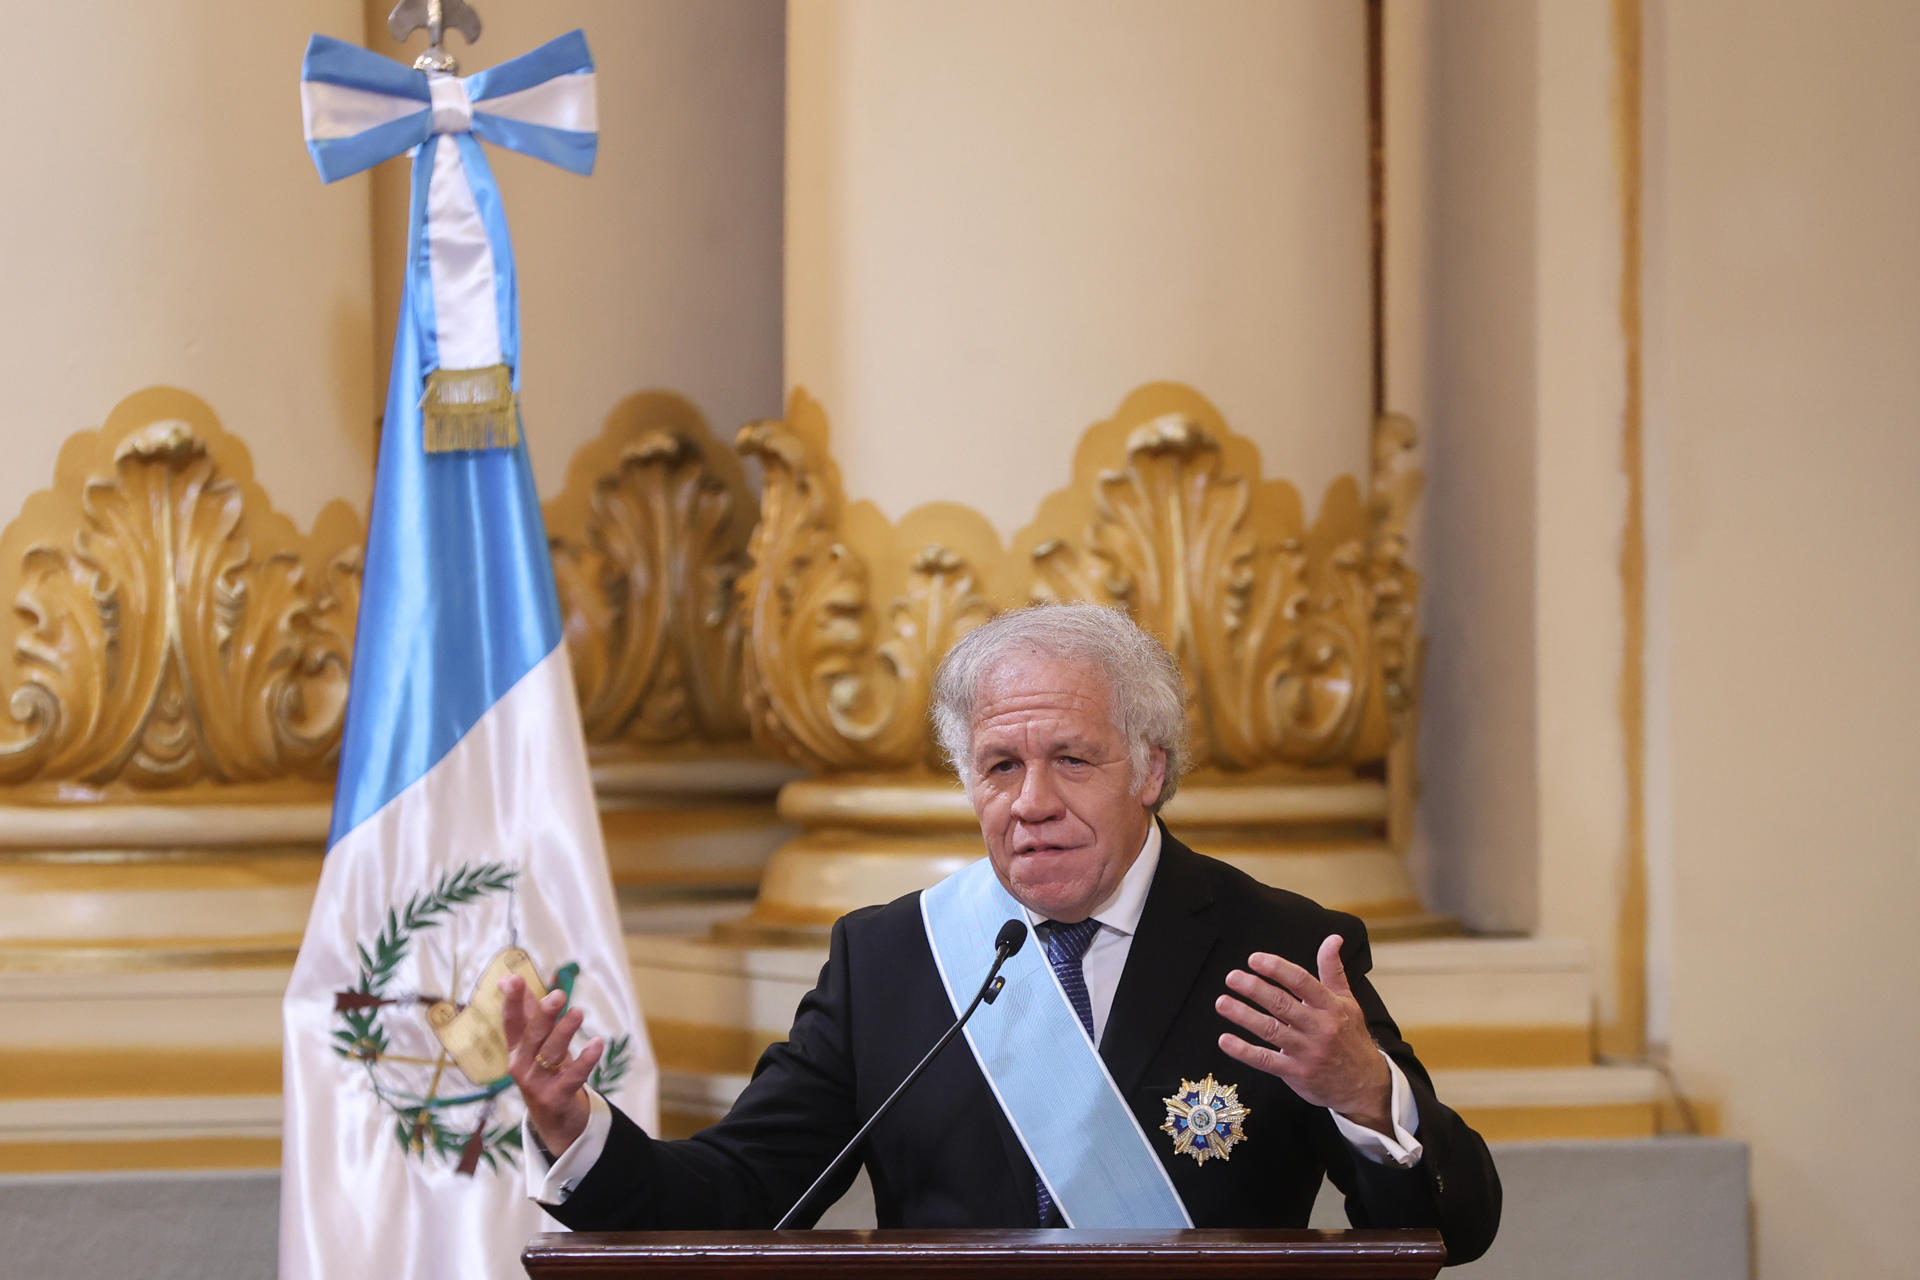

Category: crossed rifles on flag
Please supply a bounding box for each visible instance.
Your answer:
[333,949,577,1174]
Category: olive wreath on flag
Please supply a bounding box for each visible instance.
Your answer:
[330,860,632,1172]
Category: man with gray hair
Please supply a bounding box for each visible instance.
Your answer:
[503,603,1500,1263]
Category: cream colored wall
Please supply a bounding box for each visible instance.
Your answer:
[1393,0,1542,934]
[787,0,1372,534]
[1650,1,1920,1276]
[0,2,376,529]
[1407,5,1920,1271]
[367,0,787,493]
[0,1,784,531]
[1398,3,1641,1054]
[1531,0,1638,1051]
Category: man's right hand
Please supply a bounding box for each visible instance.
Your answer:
[501,974,603,1159]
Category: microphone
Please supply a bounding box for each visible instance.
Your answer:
[773,918,1029,1229]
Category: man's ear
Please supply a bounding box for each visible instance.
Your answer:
[1139,746,1168,806]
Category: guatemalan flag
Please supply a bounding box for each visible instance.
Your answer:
[282,30,655,1280]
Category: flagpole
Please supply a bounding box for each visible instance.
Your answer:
[387,0,485,73]
[288,16,651,1279]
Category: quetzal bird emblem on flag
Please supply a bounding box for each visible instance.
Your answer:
[330,861,633,1174]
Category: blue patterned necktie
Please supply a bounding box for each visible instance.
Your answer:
[1034,917,1104,1224]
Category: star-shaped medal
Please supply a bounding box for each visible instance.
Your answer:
[1161,1074,1250,1165]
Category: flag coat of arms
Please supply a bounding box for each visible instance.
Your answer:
[282,30,655,1280]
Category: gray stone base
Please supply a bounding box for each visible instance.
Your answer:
[0,1138,1746,1278]
[1311,1139,1749,1277]
[0,1168,280,1280]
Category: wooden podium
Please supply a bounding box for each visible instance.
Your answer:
[522,1229,1447,1278]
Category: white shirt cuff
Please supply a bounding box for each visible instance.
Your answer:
[1329,1052,1423,1168]
[525,1088,612,1205]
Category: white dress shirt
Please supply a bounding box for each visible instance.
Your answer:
[529,822,1422,1205]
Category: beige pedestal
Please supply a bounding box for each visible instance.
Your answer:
[594,754,801,904]
[721,772,1449,945]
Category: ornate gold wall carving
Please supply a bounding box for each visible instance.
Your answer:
[0,389,768,801]
[545,392,757,751]
[738,402,992,773]
[10,382,1409,794]
[0,390,363,795]
[0,381,1414,932]
[0,388,784,975]
[737,384,1422,777]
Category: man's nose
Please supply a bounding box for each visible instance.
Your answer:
[1010,763,1063,821]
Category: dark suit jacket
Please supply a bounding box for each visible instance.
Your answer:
[552,830,1501,1264]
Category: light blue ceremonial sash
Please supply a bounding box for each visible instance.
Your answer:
[920,859,1192,1228]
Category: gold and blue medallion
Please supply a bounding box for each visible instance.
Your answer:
[1161,1074,1250,1165]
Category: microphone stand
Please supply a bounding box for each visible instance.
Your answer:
[773,931,1023,1229]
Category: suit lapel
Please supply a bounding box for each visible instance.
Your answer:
[1098,825,1220,1095]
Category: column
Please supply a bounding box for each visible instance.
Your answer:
[733,0,1434,936]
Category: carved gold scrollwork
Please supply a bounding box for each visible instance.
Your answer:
[738,385,1422,776]
[0,392,363,790]
[1033,410,1410,768]
[1366,413,1423,741]
[546,394,757,747]
[0,389,771,799]
[0,383,1417,795]
[736,393,992,773]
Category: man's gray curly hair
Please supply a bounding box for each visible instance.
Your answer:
[930,603,1189,810]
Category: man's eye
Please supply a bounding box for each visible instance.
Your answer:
[987,759,1017,774]
[1060,756,1087,767]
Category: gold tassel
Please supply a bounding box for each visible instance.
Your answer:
[421,365,521,453]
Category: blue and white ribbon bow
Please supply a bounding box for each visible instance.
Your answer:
[300,30,596,451]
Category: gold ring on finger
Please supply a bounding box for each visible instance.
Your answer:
[534,1052,563,1073]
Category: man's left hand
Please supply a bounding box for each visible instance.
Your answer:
[1215,935,1393,1134]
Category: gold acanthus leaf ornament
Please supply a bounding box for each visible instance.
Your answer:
[0,398,362,789]
[1033,410,1421,769]
[1365,413,1423,741]
[734,385,1422,777]
[546,396,756,746]
[735,396,992,773]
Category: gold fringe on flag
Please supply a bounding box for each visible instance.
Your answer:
[421,365,520,453]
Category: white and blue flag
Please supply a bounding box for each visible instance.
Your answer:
[282,30,654,1280]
